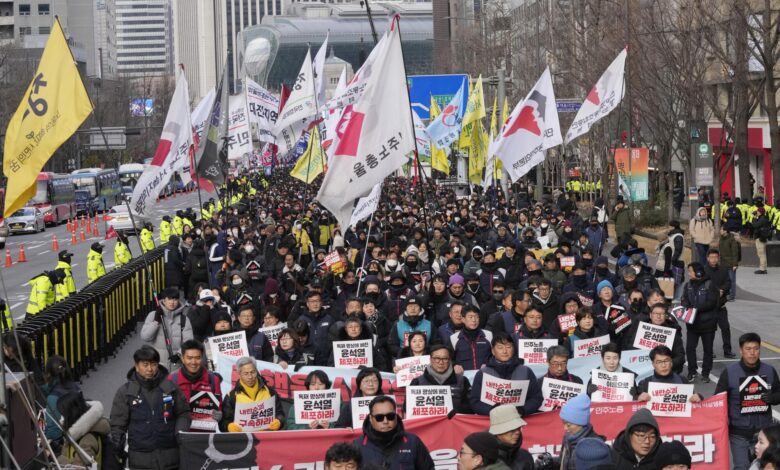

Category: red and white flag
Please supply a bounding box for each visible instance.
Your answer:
[273,49,317,158]
[317,19,414,229]
[564,48,627,144]
[493,67,562,182]
[130,69,193,215]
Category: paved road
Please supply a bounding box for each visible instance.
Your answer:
[1,190,206,323]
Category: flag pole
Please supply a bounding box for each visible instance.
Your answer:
[394,17,434,247]
[355,210,375,293]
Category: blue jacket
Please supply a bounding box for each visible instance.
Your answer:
[387,314,436,358]
[354,416,434,470]
[449,329,493,370]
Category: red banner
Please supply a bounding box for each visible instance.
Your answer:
[180,394,729,469]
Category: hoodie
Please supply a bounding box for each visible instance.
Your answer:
[610,408,661,470]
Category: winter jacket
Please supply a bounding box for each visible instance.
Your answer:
[613,207,632,240]
[109,367,190,470]
[57,400,111,468]
[164,237,185,288]
[184,245,210,296]
[718,233,741,269]
[610,409,660,470]
[681,275,720,333]
[557,425,605,470]
[44,380,81,440]
[140,303,193,367]
[168,367,223,431]
[26,274,55,315]
[55,260,76,301]
[689,215,715,245]
[715,360,780,438]
[469,356,543,416]
[449,328,493,370]
[353,416,435,470]
[140,228,155,253]
[114,239,132,268]
[87,248,106,283]
[219,375,285,432]
[388,314,437,358]
[410,366,472,414]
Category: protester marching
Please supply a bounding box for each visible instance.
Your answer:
[2,13,780,470]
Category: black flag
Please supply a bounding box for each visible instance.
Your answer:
[195,62,229,185]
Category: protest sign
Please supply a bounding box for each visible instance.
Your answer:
[739,376,771,415]
[188,390,221,431]
[560,256,576,268]
[540,378,585,412]
[258,323,287,349]
[351,395,394,426]
[480,376,529,406]
[209,331,249,360]
[607,305,632,335]
[576,293,594,307]
[333,340,373,368]
[557,314,577,335]
[234,396,276,431]
[395,355,430,388]
[672,306,697,324]
[573,335,610,358]
[591,370,635,402]
[405,386,453,419]
[647,382,693,417]
[294,390,341,424]
[518,339,559,364]
[633,322,676,350]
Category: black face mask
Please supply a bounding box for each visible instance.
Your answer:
[482,261,496,270]
[572,274,587,288]
[582,258,593,268]
[524,235,534,241]
[527,269,542,278]
[624,279,637,289]
[596,266,609,276]
[631,299,643,309]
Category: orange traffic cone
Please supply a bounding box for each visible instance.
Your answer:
[66,219,72,232]
[71,230,78,245]
[92,221,99,237]
[4,249,12,267]
[52,235,59,251]
[86,216,92,233]
[80,215,85,227]
[79,228,86,242]
[17,244,27,263]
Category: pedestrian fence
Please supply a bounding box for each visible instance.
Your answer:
[16,247,165,379]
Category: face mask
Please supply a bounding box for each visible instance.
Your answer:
[527,269,542,277]
[633,266,642,274]
[541,222,548,229]
[213,295,221,302]
[624,279,637,289]
[232,279,243,286]
[591,224,599,229]
[492,293,503,302]
[482,261,496,270]
[467,283,480,293]
[631,299,643,308]
[572,274,587,288]
[596,266,609,276]
[525,235,534,241]
[244,245,254,253]
[453,247,459,254]
[582,258,593,268]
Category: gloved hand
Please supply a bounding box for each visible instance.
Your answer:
[587,383,599,395]
[266,419,282,431]
[169,354,181,365]
[760,391,772,404]
[227,422,243,432]
[212,410,223,422]
[154,310,163,323]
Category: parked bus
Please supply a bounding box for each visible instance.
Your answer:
[31,172,76,225]
[69,168,121,212]
[118,163,146,189]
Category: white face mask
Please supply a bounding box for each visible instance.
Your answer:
[212,295,220,302]
[541,222,548,228]
[244,245,254,253]
[232,279,243,286]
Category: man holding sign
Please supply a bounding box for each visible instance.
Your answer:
[715,333,780,470]
[469,332,543,416]
[220,357,285,432]
[637,346,702,404]
[623,304,685,374]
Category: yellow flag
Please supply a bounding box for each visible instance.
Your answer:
[469,121,488,184]
[430,96,450,175]
[490,95,498,138]
[3,19,93,218]
[494,97,509,175]
[290,127,324,184]
[461,76,485,128]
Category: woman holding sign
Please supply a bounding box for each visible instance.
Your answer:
[285,370,335,430]
[220,356,285,432]
[562,307,607,358]
[273,328,311,369]
[329,316,388,371]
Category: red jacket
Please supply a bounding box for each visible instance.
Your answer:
[169,368,223,431]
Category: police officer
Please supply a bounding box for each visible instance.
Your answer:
[0,298,12,332]
[182,210,194,231]
[26,269,65,318]
[140,222,155,253]
[114,233,132,268]
[109,345,190,469]
[55,250,76,302]
[159,216,172,244]
[87,242,106,284]
[715,333,780,470]
[172,211,184,236]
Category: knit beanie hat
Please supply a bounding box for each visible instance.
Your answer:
[463,432,500,464]
[596,280,613,295]
[655,440,691,468]
[560,393,591,426]
[574,438,612,469]
[448,273,465,286]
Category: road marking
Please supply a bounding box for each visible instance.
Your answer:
[10,302,23,309]
[762,341,780,354]
[40,250,50,254]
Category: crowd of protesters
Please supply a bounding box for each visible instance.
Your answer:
[4,171,778,470]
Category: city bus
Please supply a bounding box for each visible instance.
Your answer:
[69,168,121,212]
[118,163,146,189]
[31,172,76,225]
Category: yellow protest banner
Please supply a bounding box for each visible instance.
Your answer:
[290,127,324,184]
[430,96,450,175]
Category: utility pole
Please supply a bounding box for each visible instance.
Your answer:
[624,0,633,197]
[496,68,509,199]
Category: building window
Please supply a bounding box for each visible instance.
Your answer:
[18,4,31,15]
[38,3,50,15]
[330,77,339,84]
[19,26,32,36]
[39,26,50,35]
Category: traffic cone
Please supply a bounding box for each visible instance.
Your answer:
[86,216,92,233]
[79,228,86,242]
[52,235,59,251]
[4,249,12,267]
[66,219,72,232]
[71,230,78,245]
[17,244,27,263]
[93,220,99,237]
[80,215,85,227]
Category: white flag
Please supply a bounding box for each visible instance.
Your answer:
[323,66,348,154]
[565,48,627,144]
[412,109,431,160]
[313,33,329,108]
[191,88,216,142]
[130,70,193,216]
[494,67,562,182]
[274,49,317,157]
[245,78,280,143]
[227,94,252,161]
[426,79,466,148]
[325,33,388,111]
[349,183,382,227]
[317,21,414,230]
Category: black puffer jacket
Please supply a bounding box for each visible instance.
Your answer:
[681,274,720,333]
[611,408,661,470]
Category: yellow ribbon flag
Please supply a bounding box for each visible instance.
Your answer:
[494,97,509,176]
[430,96,450,175]
[3,19,93,218]
[290,127,324,184]
[462,76,485,128]
[490,95,498,138]
[469,120,488,184]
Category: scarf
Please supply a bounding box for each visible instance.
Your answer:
[425,364,453,385]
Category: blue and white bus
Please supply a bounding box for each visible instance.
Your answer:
[69,168,122,212]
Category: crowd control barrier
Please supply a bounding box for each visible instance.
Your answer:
[16,247,165,379]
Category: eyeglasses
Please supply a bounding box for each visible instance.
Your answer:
[371,412,397,422]
[459,450,478,457]
[632,432,658,442]
[431,356,450,362]
[361,378,379,385]
[653,359,672,365]
[549,361,568,368]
